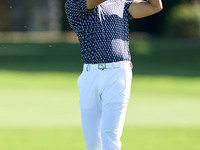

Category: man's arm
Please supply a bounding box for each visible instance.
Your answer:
[128,0,163,19]
[87,0,106,10]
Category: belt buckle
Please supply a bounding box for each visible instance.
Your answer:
[98,63,106,70]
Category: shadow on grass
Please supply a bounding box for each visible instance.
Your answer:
[0,43,83,72]
[130,38,200,77]
[0,38,200,77]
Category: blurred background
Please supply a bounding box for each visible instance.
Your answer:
[0,0,200,150]
[0,0,200,36]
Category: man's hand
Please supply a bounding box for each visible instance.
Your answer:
[128,0,163,19]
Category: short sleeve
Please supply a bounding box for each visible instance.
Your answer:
[65,0,87,32]
[124,0,134,20]
[65,0,87,19]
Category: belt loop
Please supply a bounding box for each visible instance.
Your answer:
[86,64,89,71]
[130,62,133,69]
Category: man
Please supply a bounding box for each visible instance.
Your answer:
[65,0,162,149]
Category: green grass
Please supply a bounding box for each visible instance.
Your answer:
[0,72,81,127]
[0,127,199,150]
[0,71,200,150]
[0,38,200,150]
[0,127,85,150]
[122,127,200,150]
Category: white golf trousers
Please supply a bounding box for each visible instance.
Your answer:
[77,61,132,150]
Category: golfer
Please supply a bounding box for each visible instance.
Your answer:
[65,0,162,149]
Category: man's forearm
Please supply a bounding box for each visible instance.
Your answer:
[128,0,163,19]
[87,0,106,10]
[147,0,163,12]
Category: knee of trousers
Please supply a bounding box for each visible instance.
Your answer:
[85,136,102,150]
[101,130,122,150]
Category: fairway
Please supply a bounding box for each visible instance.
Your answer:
[0,39,200,150]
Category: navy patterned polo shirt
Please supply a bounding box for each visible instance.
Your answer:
[65,0,134,64]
